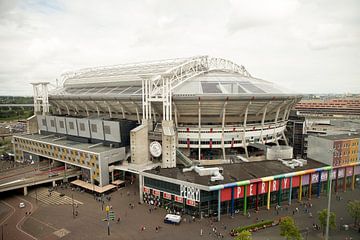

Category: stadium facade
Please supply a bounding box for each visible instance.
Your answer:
[13,56,360,219]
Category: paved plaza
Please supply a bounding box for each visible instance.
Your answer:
[0,181,359,240]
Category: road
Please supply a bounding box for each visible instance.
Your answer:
[1,196,37,240]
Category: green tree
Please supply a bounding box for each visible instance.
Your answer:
[235,230,252,240]
[279,216,302,240]
[318,209,336,236]
[346,200,360,226]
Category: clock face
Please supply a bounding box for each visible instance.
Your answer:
[150,141,162,157]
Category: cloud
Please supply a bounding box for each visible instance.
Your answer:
[0,0,359,95]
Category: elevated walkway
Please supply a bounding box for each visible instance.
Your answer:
[0,169,80,193]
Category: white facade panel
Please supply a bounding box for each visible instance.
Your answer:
[46,115,57,133]
[103,120,121,143]
[77,118,91,138]
[37,115,47,132]
[89,119,104,140]
[55,117,67,134]
[66,117,78,136]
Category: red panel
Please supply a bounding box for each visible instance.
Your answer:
[270,180,279,192]
[257,182,268,194]
[282,178,290,189]
[234,186,244,199]
[292,176,300,187]
[221,188,232,202]
[246,184,257,196]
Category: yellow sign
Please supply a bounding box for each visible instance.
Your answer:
[105,205,110,213]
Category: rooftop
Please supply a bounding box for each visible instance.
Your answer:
[14,134,116,154]
[316,133,360,141]
[145,159,327,187]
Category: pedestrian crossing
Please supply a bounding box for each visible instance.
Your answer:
[29,188,83,205]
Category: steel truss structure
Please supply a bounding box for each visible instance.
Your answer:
[142,56,251,121]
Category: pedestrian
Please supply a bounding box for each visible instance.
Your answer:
[155,226,158,232]
[117,217,120,223]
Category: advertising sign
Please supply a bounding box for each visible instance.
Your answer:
[174,195,183,203]
[180,185,200,202]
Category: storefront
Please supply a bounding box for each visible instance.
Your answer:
[140,163,360,220]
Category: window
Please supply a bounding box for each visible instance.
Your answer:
[91,124,97,133]
[59,121,65,128]
[104,125,111,135]
[79,123,85,131]
[69,122,74,130]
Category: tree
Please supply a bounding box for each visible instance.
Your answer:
[279,216,302,240]
[346,200,360,226]
[235,230,252,240]
[318,208,336,236]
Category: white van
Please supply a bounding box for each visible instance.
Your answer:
[164,214,181,224]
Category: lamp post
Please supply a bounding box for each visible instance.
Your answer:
[325,147,338,240]
[325,168,332,240]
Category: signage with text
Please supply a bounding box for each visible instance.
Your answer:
[180,185,200,202]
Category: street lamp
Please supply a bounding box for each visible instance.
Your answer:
[325,147,339,240]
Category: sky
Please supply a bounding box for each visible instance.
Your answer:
[0,0,359,96]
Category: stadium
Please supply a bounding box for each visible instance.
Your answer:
[43,55,301,162]
[12,56,359,219]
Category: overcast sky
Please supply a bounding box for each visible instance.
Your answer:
[0,0,359,96]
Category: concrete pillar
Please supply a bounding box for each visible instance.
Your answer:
[52,180,56,187]
[111,171,114,183]
[23,186,28,196]
[139,174,144,204]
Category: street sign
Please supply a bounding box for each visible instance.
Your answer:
[108,211,115,221]
[105,205,110,213]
